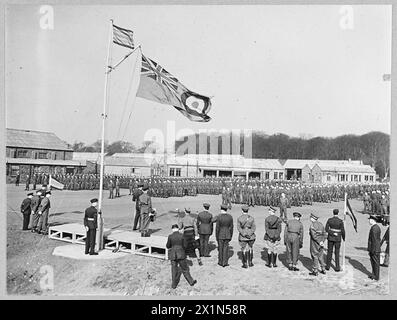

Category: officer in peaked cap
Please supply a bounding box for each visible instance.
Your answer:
[20,192,33,230]
[197,203,214,258]
[368,214,381,280]
[84,198,99,255]
[264,206,282,268]
[237,205,256,268]
[284,212,304,271]
[132,183,144,231]
[216,204,234,267]
[309,213,327,276]
[325,208,345,272]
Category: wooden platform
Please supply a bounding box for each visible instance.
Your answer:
[48,223,110,245]
[48,223,168,260]
[105,230,168,260]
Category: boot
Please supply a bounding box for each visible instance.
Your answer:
[248,251,254,267]
[272,253,278,267]
[266,253,272,268]
[309,269,318,276]
[242,252,248,269]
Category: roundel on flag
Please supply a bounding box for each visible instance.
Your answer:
[181,91,211,116]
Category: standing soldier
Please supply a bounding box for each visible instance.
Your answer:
[178,208,202,266]
[380,221,389,267]
[196,203,213,257]
[84,198,99,255]
[284,212,304,271]
[325,209,345,272]
[279,193,288,223]
[264,206,282,268]
[132,183,143,230]
[36,191,51,235]
[363,192,371,213]
[20,192,33,230]
[29,190,42,233]
[138,185,153,237]
[15,173,20,186]
[128,178,134,195]
[115,177,121,198]
[32,174,37,190]
[367,215,381,281]
[237,205,256,268]
[226,187,233,210]
[216,204,234,267]
[25,175,30,191]
[108,179,114,199]
[308,213,327,276]
[166,224,197,289]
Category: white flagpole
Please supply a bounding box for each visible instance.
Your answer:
[342,192,347,271]
[96,19,113,251]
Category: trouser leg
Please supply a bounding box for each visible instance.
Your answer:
[179,259,194,285]
[370,253,380,280]
[30,212,39,230]
[223,240,230,265]
[85,229,91,254]
[23,214,30,230]
[171,260,180,288]
[90,229,96,254]
[133,209,140,230]
[326,241,334,268]
[286,241,292,265]
[292,240,299,265]
[334,242,341,270]
[218,240,223,265]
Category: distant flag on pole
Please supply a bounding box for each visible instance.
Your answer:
[49,175,64,190]
[113,23,134,50]
[136,53,212,122]
[345,198,358,232]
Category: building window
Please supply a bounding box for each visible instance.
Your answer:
[327,175,331,182]
[169,168,175,176]
[265,172,270,180]
[279,172,283,180]
[340,174,345,182]
[370,176,374,182]
[364,175,368,181]
[130,168,135,174]
[273,172,277,180]
[17,150,28,158]
[176,168,181,177]
[38,152,48,159]
[10,165,19,176]
[354,175,358,182]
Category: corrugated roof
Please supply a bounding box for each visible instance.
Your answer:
[104,156,154,167]
[6,157,86,166]
[6,128,72,151]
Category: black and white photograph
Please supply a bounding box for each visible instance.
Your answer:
[3,2,393,299]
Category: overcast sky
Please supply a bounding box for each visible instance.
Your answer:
[6,5,391,147]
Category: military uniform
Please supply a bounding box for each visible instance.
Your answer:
[325,211,345,271]
[138,187,153,237]
[166,227,196,289]
[20,193,32,230]
[36,191,51,234]
[237,206,256,268]
[309,214,327,275]
[264,207,282,267]
[84,200,98,255]
[132,186,143,230]
[368,217,381,280]
[216,205,234,267]
[284,213,304,270]
[196,204,213,257]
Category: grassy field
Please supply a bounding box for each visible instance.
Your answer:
[6,184,390,297]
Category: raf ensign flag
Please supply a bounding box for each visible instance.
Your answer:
[136,54,211,122]
[113,24,134,50]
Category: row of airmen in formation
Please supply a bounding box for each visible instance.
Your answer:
[21,173,390,216]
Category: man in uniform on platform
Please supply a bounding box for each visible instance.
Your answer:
[237,205,256,268]
[308,213,327,276]
[196,203,213,257]
[216,204,234,267]
[284,212,304,271]
[166,224,197,289]
[264,206,282,268]
[132,183,143,230]
[367,215,381,281]
[138,184,154,237]
[84,198,99,255]
[325,209,345,272]
[20,192,33,230]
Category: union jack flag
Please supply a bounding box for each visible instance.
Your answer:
[137,53,212,122]
[113,24,134,50]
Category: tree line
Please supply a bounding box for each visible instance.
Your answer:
[71,131,390,178]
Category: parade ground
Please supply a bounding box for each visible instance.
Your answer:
[7,185,390,297]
